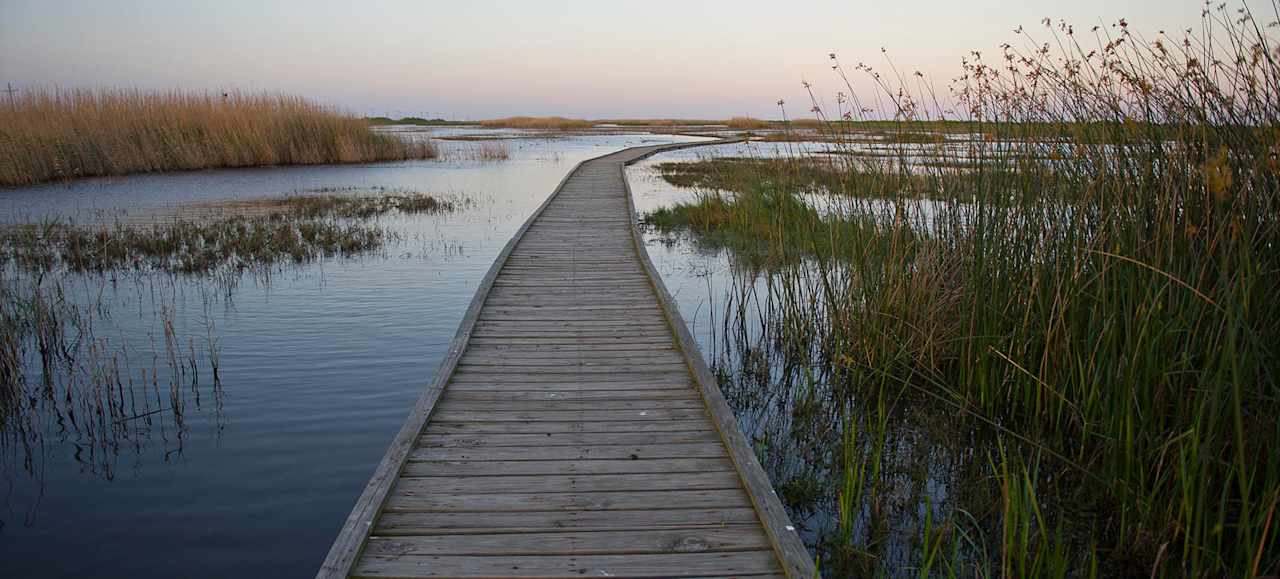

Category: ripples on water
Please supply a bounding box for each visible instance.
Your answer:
[0,129,707,578]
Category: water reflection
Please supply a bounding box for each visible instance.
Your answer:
[1,272,225,485]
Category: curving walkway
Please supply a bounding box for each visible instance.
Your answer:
[319,140,814,578]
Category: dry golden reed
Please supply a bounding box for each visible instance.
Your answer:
[725,116,769,129]
[0,88,437,187]
[478,116,593,130]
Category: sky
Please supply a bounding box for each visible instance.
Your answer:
[1,1,1272,119]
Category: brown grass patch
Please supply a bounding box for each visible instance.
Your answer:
[0,88,438,187]
[478,116,592,130]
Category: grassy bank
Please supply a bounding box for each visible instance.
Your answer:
[647,6,1279,577]
[0,89,438,188]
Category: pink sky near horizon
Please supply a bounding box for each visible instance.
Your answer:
[2,0,1272,119]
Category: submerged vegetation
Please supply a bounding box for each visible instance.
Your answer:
[442,141,511,161]
[0,271,225,480]
[648,5,1280,577]
[0,189,467,481]
[1,191,463,275]
[0,89,438,187]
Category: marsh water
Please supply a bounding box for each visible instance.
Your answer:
[2,130,952,577]
[0,129,719,577]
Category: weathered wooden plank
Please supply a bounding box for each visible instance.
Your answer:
[471,320,670,329]
[352,551,781,578]
[452,364,691,374]
[428,409,709,423]
[462,342,678,351]
[442,389,696,401]
[465,337,678,346]
[422,420,712,435]
[482,298,659,307]
[434,399,702,411]
[455,359,688,369]
[500,257,649,263]
[481,303,660,312]
[498,266,646,272]
[361,527,770,556]
[374,507,759,534]
[460,348,683,360]
[486,286,656,295]
[448,371,691,383]
[409,443,727,462]
[401,458,733,477]
[384,488,752,513]
[466,335,674,343]
[393,471,741,494]
[419,430,720,448]
[469,326,671,335]
[474,314,668,323]
[489,276,650,283]
[444,381,694,393]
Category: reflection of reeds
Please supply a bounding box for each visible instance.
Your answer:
[0,272,224,479]
[651,5,1279,576]
[0,88,438,187]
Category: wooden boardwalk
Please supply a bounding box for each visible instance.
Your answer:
[319,141,814,578]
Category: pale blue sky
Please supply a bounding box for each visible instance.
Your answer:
[1,1,1271,119]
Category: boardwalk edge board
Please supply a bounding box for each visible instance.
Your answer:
[318,137,816,578]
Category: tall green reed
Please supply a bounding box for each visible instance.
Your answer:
[651,4,1279,575]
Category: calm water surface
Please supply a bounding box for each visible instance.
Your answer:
[0,129,711,578]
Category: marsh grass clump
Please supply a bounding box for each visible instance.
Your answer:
[366,116,467,126]
[653,156,993,201]
[441,141,511,161]
[0,191,464,275]
[1,218,385,275]
[475,142,511,161]
[214,189,466,219]
[0,88,438,187]
[479,116,592,130]
[644,184,882,266]
[726,116,770,130]
[651,4,1280,576]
